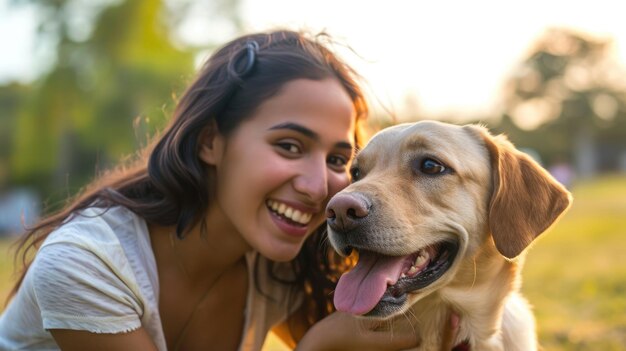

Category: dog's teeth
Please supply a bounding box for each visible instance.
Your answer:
[407,266,419,275]
[414,251,430,267]
[401,273,406,278]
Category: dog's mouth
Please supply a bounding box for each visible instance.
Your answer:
[334,240,459,317]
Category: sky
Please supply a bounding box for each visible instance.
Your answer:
[1,0,626,120]
[0,1,40,83]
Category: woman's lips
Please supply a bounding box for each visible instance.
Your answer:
[266,199,316,237]
[266,199,314,224]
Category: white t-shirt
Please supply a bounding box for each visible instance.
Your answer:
[0,206,301,350]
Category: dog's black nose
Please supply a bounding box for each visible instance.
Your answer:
[326,192,370,232]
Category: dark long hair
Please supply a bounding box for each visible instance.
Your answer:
[10,30,368,335]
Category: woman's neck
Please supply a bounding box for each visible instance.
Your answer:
[149,205,251,286]
[148,207,251,351]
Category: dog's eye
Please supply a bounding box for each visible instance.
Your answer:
[420,158,447,175]
[350,167,361,181]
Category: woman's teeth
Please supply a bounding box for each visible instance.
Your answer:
[266,200,313,225]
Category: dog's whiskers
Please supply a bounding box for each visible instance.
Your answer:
[318,229,330,250]
[402,308,419,335]
[471,257,477,289]
[406,308,419,324]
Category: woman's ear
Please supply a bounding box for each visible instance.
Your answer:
[198,121,225,166]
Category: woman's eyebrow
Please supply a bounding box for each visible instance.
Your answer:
[269,122,318,140]
[335,141,354,150]
[269,122,354,150]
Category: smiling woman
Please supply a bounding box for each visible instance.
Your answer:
[198,78,357,262]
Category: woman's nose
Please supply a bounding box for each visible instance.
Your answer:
[293,157,329,203]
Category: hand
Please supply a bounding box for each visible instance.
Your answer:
[297,310,461,351]
[296,311,420,351]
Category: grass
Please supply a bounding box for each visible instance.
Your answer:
[522,175,626,350]
[0,238,17,309]
[1,175,625,350]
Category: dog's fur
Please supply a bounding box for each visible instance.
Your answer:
[326,121,572,350]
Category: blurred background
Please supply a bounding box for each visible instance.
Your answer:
[1,0,625,349]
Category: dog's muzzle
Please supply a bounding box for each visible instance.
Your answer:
[326,191,459,317]
[326,192,373,255]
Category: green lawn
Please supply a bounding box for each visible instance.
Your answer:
[0,237,17,309]
[1,175,625,350]
[522,175,626,350]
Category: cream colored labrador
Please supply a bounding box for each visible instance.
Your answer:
[326,121,572,350]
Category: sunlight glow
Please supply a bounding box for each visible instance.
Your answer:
[242,0,626,121]
[1,0,626,123]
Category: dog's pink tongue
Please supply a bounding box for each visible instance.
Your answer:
[334,252,407,315]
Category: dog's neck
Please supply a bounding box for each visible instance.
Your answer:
[410,244,522,350]
[451,241,522,290]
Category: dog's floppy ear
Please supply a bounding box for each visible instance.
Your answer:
[474,126,572,259]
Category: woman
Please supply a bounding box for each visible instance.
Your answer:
[0,29,432,350]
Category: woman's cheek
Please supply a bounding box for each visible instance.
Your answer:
[327,171,351,199]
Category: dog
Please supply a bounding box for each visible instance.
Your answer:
[326,121,572,350]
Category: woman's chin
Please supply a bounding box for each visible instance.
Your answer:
[259,239,305,262]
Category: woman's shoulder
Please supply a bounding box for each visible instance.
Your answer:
[30,205,156,311]
[38,205,154,284]
[42,205,146,250]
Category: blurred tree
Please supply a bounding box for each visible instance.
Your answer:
[0,83,30,190]
[499,28,626,177]
[6,0,242,209]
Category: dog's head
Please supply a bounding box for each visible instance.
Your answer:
[326,121,571,319]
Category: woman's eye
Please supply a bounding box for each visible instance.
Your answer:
[277,142,301,154]
[350,167,361,181]
[327,155,348,170]
[420,158,447,175]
